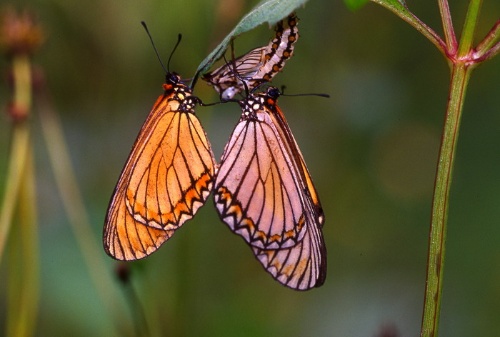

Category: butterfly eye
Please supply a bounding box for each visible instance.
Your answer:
[167,72,181,84]
[266,87,281,99]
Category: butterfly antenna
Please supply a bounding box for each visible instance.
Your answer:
[281,91,330,98]
[227,39,251,97]
[167,34,183,72]
[141,21,176,74]
[277,84,329,98]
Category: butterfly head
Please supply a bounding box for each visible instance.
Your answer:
[166,72,181,84]
[265,86,282,101]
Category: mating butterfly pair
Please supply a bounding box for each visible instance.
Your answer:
[103,14,327,290]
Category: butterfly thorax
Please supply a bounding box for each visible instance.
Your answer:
[176,91,198,112]
[162,80,198,113]
[239,95,265,121]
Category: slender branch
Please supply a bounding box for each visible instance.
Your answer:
[0,55,31,264]
[2,51,38,337]
[6,221,21,337]
[420,64,472,337]
[37,88,129,334]
[370,0,447,56]
[5,158,39,337]
[458,0,483,57]
[438,0,458,55]
[0,124,29,264]
[474,19,500,60]
[476,41,500,62]
[12,146,39,337]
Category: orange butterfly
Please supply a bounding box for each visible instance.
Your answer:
[214,87,326,290]
[202,13,299,100]
[103,72,215,260]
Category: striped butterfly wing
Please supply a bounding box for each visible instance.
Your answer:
[268,89,325,227]
[202,46,267,100]
[202,13,299,99]
[214,87,326,290]
[252,211,326,290]
[251,88,326,290]
[104,73,215,260]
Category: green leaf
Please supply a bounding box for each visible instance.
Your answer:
[192,0,307,85]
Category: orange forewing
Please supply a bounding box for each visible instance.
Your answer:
[104,73,215,260]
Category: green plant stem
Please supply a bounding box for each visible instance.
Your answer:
[420,63,472,337]
[475,19,500,61]
[438,0,457,54]
[7,146,39,337]
[7,215,22,337]
[37,99,127,334]
[370,0,446,55]
[458,0,482,57]
[2,54,39,337]
[18,149,40,337]
[0,55,31,264]
[0,124,29,264]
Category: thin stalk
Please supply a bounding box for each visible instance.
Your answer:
[370,0,447,55]
[0,124,29,263]
[474,19,500,61]
[37,98,127,334]
[22,148,40,337]
[121,280,150,337]
[438,0,457,55]
[6,214,22,337]
[420,64,472,337]
[0,55,31,264]
[7,146,40,337]
[3,53,38,337]
[458,0,482,57]
[478,41,500,62]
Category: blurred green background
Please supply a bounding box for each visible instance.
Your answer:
[1,0,499,336]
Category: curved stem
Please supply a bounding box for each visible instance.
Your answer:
[37,92,128,334]
[420,63,471,337]
[370,0,447,56]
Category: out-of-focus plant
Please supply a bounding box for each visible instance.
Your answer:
[342,0,499,336]
[0,7,128,336]
[0,8,43,336]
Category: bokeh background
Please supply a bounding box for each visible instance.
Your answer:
[1,0,499,336]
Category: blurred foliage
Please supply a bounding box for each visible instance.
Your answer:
[344,0,370,12]
[0,0,499,336]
